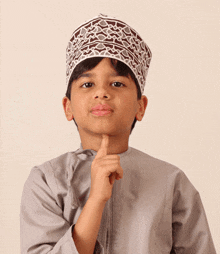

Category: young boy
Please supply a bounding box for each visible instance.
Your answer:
[20,14,216,254]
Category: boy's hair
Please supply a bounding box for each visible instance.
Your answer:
[65,57,142,133]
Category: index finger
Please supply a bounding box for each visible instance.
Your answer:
[96,134,109,158]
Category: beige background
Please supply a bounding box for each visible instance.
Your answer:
[0,0,219,252]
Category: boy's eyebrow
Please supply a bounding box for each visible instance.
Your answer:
[79,73,92,78]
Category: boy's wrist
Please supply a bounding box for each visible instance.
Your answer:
[87,195,107,209]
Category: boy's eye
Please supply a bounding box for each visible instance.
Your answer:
[81,82,94,88]
[81,82,125,88]
[111,82,125,87]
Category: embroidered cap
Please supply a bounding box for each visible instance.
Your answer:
[66,14,152,94]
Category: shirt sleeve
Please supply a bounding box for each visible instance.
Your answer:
[20,166,79,254]
[171,171,216,254]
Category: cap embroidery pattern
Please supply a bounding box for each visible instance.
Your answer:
[66,14,152,94]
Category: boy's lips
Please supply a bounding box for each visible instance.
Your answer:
[91,104,113,116]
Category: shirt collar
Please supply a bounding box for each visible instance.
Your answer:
[76,143,131,158]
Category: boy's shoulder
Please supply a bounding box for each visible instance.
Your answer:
[34,150,80,176]
[128,147,198,195]
[25,150,79,186]
[129,147,182,174]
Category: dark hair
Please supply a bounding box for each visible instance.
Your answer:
[65,57,142,133]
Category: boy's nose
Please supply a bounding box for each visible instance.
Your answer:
[94,87,111,100]
[94,95,109,99]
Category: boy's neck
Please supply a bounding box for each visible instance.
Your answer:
[79,129,130,155]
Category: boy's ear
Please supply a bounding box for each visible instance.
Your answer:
[62,97,74,121]
[135,95,148,121]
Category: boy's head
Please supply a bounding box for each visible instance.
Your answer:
[64,14,152,136]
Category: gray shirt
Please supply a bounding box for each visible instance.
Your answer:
[20,146,216,253]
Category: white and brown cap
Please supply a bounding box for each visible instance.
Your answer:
[66,14,152,94]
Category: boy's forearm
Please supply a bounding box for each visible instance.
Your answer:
[72,197,106,254]
[73,135,121,253]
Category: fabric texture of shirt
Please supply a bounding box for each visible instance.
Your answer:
[20,146,216,254]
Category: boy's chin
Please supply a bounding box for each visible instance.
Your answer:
[81,126,130,137]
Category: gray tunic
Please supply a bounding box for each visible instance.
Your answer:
[20,146,216,253]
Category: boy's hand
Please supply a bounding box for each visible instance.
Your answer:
[89,134,123,204]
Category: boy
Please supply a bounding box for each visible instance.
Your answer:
[20,14,216,253]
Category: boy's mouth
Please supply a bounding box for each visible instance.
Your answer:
[91,104,113,116]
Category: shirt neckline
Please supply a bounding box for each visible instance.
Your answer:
[77,143,132,158]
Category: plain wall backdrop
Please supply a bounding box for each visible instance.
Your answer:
[0,0,219,252]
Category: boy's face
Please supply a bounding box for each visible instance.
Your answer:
[63,58,147,138]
